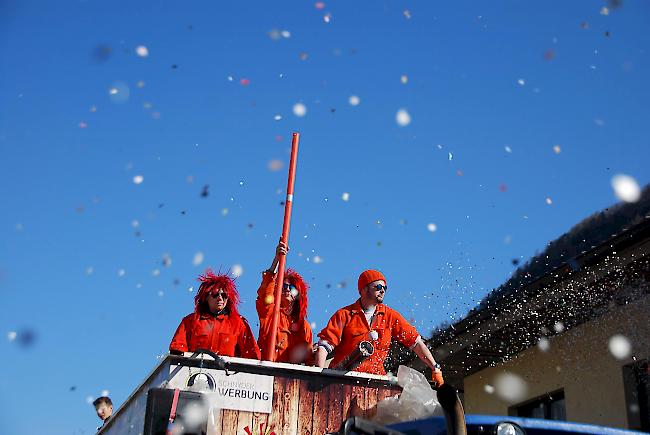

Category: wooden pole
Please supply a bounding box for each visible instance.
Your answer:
[264,132,300,362]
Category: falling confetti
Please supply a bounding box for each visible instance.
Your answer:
[609,334,631,360]
[400,75,408,84]
[240,78,250,86]
[79,121,88,129]
[323,13,332,23]
[221,208,229,216]
[341,192,350,201]
[403,9,411,19]
[7,331,17,342]
[231,264,243,278]
[553,322,565,333]
[268,159,283,171]
[545,197,553,205]
[312,256,323,264]
[396,109,411,126]
[553,145,561,154]
[293,103,307,117]
[133,175,144,185]
[600,6,610,15]
[162,254,172,267]
[200,185,209,198]
[611,174,641,203]
[494,372,528,403]
[504,146,512,153]
[517,79,526,86]
[314,2,325,9]
[484,384,495,394]
[537,337,550,352]
[135,45,149,57]
[427,223,437,233]
[117,269,126,277]
[108,81,130,104]
[348,95,360,106]
[101,389,110,397]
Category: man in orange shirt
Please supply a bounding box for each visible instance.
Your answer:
[315,270,444,385]
[170,269,261,359]
[256,241,313,364]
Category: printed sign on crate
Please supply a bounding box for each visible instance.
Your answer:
[208,371,274,413]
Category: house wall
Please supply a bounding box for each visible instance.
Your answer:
[463,292,650,429]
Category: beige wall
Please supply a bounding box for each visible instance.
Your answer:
[463,293,650,429]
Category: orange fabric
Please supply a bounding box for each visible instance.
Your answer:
[317,300,419,375]
[431,369,444,387]
[256,272,313,364]
[170,312,261,360]
[357,270,386,290]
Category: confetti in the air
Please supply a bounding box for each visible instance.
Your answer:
[494,372,528,403]
[312,256,323,264]
[400,75,408,84]
[545,197,553,205]
[117,269,126,277]
[7,331,17,342]
[427,223,438,233]
[101,390,110,397]
[314,2,325,9]
[133,175,144,185]
[108,81,130,104]
[553,145,561,154]
[268,159,283,171]
[341,192,350,201]
[79,121,88,129]
[293,103,307,117]
[537,337,550,352]
[231,264,243,278]
[608,334,631,360]
[553,322,565,333]
[396,109,411,126]
[600,6,610,15]
[348,95,360,106]
[135,45,149,57]
[484,384,495,394]
[504,146,512,153]
[611,174,641,203]
[517,79,525,86]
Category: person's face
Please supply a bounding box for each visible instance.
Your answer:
[95,403,113,421]
[207,289,228,313]
[281,280,297,309]
[363,280,387,304]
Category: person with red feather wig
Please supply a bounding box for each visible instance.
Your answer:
[169,269,261,359]
[256,241,313,364]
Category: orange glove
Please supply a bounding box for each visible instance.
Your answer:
[431,366,444,387]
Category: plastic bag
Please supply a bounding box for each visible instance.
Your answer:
[372,365,443,425]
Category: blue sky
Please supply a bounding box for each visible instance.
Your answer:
[1,1,649,433]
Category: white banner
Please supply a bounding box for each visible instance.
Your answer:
[207,371,274,414]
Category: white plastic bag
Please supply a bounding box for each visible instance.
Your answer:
[373,365,443,425]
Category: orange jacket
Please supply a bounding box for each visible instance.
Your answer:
[169,311,261,359]
[256,272,313,363]
[317,300,420,375]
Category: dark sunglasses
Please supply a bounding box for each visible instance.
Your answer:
[209,291,228,299]
[371,284,388,292]
[282,283,297,291]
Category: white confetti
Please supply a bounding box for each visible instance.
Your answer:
[117,269,126,277]
[86,396,94,404]
[348,95,360,106]
[152,269,160,277]
[193,252,204,266]
[231,264,243,278]
[553,145,561,154]
[400,75,408,84]
[484,384,495,394]
[293,103,307,117]
[553,322,565,333]
[611,174,641,203]
[7,331,17,342]
[609,334,631,360]
[504,146,512,153]
[281,30,291,38]
[537,337,550,352]
[396,109,411,126]
[312,255,323,264]
[494,372,528,403]
[135,45,149,57]
[341,192,350,201]
[101,390,110,397]
[274,114,282,121]
[108,81,130,104]
[427,223,437,233]
[133,175,144,185]
[448,152,453,161]
[85,266,94,275]
[517,78,526,86]
[545,197,553,205]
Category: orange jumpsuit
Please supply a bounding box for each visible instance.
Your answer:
[317,300,420,375]
[256,272,313,363]
[170,312,261,359]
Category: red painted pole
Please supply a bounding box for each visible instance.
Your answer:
[264,132,300,362]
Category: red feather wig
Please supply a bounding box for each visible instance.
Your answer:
[194,269,240,315]
[284,268,308,322]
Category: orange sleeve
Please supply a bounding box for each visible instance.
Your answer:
[256,271,276,318]
[317,309,347,348]
[389,308,420,349]
[237,316,262,360]
[169,315,190,353]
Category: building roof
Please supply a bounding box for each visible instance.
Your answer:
[389,186,650,382]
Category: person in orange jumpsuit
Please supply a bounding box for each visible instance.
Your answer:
[315,270,444,385]
[256,241,313,364]
[170,269,261,359]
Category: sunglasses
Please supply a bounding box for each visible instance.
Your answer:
[282,283,297,291]
[209,291,228,300]
[371,284,388,292]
